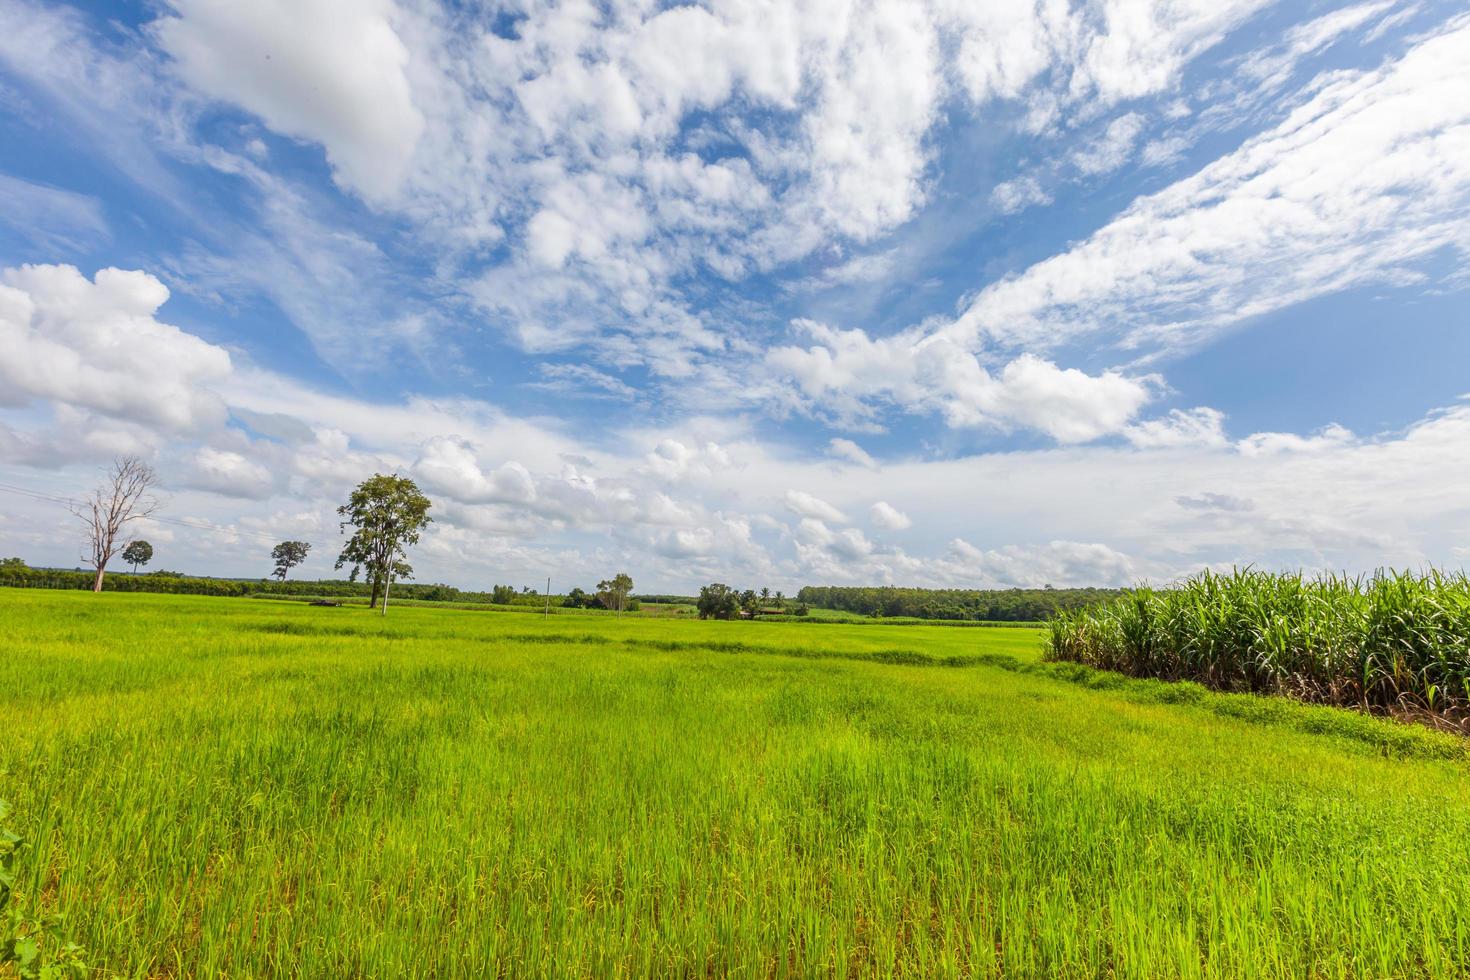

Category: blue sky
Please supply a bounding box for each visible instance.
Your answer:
[0,0,1467,592]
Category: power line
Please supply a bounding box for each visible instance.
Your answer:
[0,481,302,545]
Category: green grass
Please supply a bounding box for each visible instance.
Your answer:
[3,588,1469,978]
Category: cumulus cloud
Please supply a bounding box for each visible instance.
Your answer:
[1238,424,1356,457]
[414,436,538,505]
[0,264,232,432]
[827,438,877,469]
[869,501,912,531]
[991,175,1052,215]
[759,14,1470,435]
[784,490,846,524]
[184,447,275,499]
[768,323,1156,441]
[644,439,733,482]
[945,538,1139,588]
[154,0,424,200]
[946,0,1274,108]
[3,309,1469,589]
[124,0,1295,381]
[4,3,1468,593]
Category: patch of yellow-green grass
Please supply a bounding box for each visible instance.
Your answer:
[2,588,1467,978]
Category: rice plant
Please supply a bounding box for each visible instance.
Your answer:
[1046,568,1470,723]
[5,588,1470,977]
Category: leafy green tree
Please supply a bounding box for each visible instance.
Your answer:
[597,572,634,615]
[122,540,153,573]
[270,541,311,581]
[563,587,591,608]
[335,474,433,616]
[491,584,517,605]
[0,558,26,571]
[740,589,759,618]
[696,583,740,620]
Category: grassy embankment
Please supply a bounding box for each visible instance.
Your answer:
[3,588,1468,978]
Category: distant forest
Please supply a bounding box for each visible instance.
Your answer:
[1,565,1125,621]
[795,586,1126,622]
[0,565,545,605]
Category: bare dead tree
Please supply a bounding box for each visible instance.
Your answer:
[72,456,160,593]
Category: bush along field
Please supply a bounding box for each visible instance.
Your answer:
[1047,567,1470,729]
[4,587,1470,978]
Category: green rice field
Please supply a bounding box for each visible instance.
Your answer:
[4,588,1470,978]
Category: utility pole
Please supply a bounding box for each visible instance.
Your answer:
[544,576,551,619]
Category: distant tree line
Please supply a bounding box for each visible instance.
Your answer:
[0,564,476,601]
[0,560,654,613]
[795,585,1126,622]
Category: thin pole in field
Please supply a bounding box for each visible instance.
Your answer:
[544,576,551,619]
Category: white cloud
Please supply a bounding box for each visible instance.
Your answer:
[827,438,876,469]
[1070,112,1146,176]
[4,291,1470,590]
[532,363,639,401]
[948,16,1470,357]
[1127,407,1229,449]
[185,447,274,499]
[990,175,1052,215]
[154,0,424,201]
[829,527,875,561]
[768,324,1156,441]
[869,501,911,531]
[5,5,1469,594]
[413,437,543,506]
[1140,135,1192,168]
[0,264,231,432]
[945,0,1274,109]
[944,538,1139,588]
[1238,1,1396,90]
[1237,424,1355,457]
[0,173,108,250]
[784,490,846,524]
[970,354,1156,443]
[1,0,1326,395]
[644,438,733,482]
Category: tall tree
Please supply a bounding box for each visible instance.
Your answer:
[334,474,432,616]
[696,583,739,620]
[597,572,634,615]
[122,540,153,574]
[270,540,311,581]
[72,456,159,593]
